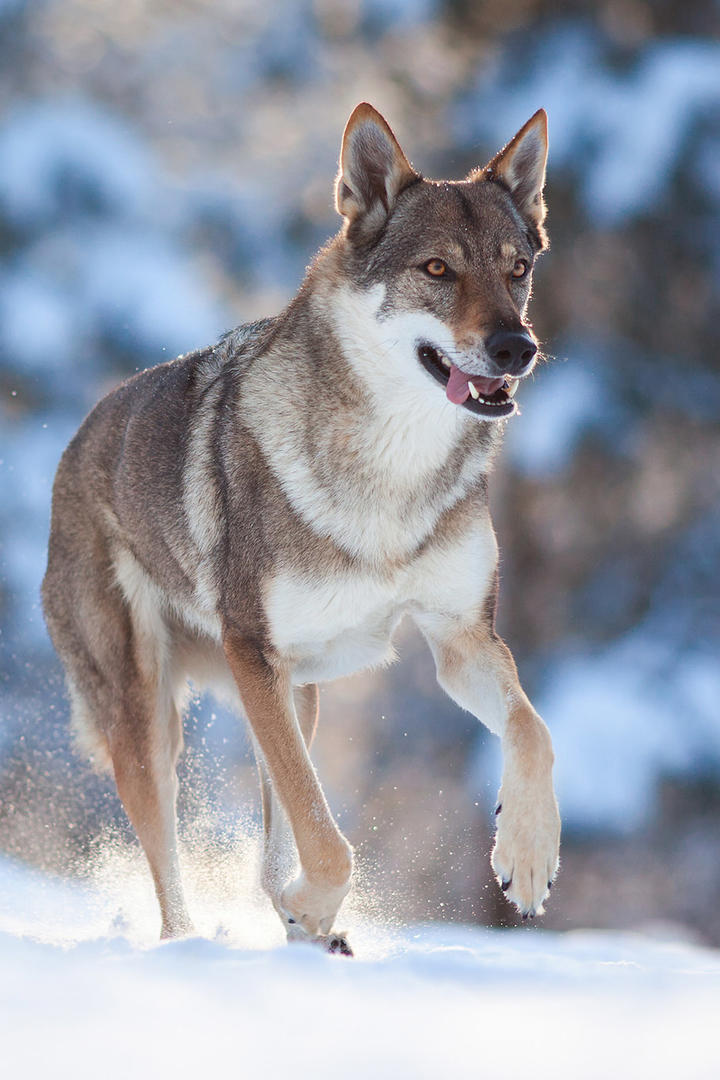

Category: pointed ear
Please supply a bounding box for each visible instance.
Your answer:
[335,103,419,227]
[475,109,548,236]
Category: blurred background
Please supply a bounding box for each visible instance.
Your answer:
[1,0,719,943]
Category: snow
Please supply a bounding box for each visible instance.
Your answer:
[362,0,439,30]
[456,24,720,224]
[0,415,77,650]
[538,638,720,831]
[2,14,720,854]
[0,99,229,377]
[2,851,720,1079]
[0,100,155,228]
[506,355,619,477]
[78,225,227,356]
[0,270,80,372]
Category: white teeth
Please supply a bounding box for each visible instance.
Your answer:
[506,378,519,398]
[440,355,451,369]
[468,382,480,399]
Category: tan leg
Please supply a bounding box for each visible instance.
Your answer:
[45,539,194,941]
[416,613,560,917]
[257,684,319,913]
[295,683,320,746]
[108,692,194,940]
[224,630,352,937]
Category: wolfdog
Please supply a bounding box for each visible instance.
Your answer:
[43,103,560,953]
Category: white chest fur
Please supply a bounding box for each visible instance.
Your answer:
[245,284,494,567]
[265,519,498,683]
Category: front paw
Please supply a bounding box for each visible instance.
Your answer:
[287,923,354,957]
[491,784,560,918]
[281,871,350,937]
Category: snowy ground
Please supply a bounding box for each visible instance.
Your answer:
[2,851,720,1078]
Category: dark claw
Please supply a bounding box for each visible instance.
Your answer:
[287,917,296,924]
[522,913,528,921]
[501,878,512,892]
[547,881,553,891]
[495,803,502,815]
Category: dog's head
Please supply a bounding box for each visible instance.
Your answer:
[333,103,548,420]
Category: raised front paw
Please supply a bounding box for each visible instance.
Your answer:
[491,783,560,918]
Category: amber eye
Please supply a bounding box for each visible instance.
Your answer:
[511,259,529,279]
[424,258,448,278]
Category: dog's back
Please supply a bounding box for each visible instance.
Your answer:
[44,320,268,643]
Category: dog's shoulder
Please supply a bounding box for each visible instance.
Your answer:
[213,317,277,378]
[404,481,498,615]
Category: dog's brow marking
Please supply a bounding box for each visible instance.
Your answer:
[501,242,517,259]
[452,185,476,230]
[444,240,468,265]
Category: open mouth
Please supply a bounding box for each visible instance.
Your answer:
[416,343,519,419]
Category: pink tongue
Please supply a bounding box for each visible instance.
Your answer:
[446,365,504,404]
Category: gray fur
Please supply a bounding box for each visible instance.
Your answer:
[42,103,560,943]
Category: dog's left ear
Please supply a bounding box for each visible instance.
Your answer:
[336,103,419,229]
[474,109,548,235]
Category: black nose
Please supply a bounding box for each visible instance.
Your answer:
[485,331,537,375]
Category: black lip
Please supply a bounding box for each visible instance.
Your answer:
[416,343,517,419]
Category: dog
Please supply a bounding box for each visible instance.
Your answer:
[42,103,561,952]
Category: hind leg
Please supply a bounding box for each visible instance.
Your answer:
[107,688,193,940]
[68,647,194,939]
[45,543,194,940]
[257,683,318,919]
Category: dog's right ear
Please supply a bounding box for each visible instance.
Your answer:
[336,103,419,230]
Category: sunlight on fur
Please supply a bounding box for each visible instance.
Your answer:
[6,811,404,959]
[86,825,404,958]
